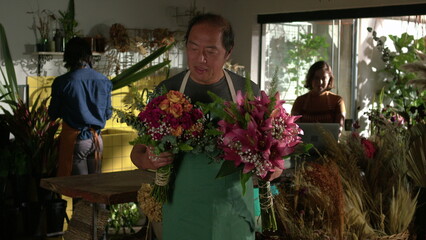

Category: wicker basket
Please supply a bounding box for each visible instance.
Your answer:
[376,231,409,240]
[63,200,110,240]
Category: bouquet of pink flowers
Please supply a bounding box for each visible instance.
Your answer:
[205,89,303,232]
[132,89,206,203]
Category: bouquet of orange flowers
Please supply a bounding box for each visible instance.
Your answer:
[131,89,206,203]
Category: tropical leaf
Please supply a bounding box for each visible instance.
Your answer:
[0,23,19,104]
[110,44,174,90]
[216,160,240,178]
[112,61,170,90]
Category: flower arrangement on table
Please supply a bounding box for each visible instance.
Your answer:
[116,88,207,203]
[201,87,305,232]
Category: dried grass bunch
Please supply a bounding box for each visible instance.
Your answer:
[273,117,418,240]
[109,24,176,55]
[406,123,426,188]
[109,23,131,52]
[274,159,344,240]
[325,120,417,239]
[137,183,162,223]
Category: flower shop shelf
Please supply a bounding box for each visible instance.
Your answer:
[33,51,103,76]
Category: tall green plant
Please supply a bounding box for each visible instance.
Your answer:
[58,0,80,41]
[284,33,329,96]
[368,28,426,125]
[0,23,19,104]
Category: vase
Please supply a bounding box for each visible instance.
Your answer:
[20,201,43,238]
[36,38,49,52]
[45,199,67,236]
[0,205,23,239]
[0,114,9,145]
[95,37,106,52]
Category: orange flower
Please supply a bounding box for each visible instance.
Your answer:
[171,125,183,136]
[159,99,170,111]
[183,103,193,112]
[169,103,183,118]
[167,90,185,104]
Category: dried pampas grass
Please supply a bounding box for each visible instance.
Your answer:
[324,123,416,239]
[137,183,162,222]
[274,158,345,240]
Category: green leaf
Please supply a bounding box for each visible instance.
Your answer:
[111,44,174,88]
[205,128,222,137]
[216,160,240,178]
[0,23,18,103]
[240,172,251,195]
[112,60,171,90]
[179,143,193,151]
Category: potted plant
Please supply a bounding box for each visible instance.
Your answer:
[0,94,61,238]
[58,0,80,42]
[27,9,57,52]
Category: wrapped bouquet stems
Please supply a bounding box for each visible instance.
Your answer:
[258,179,277,232]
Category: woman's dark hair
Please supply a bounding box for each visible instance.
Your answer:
[304,60,335,90]
[184,13,234,54]
[63,37,93,70]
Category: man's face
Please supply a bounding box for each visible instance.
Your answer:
[186,22,231,85]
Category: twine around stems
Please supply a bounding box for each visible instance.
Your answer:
[155,165,171,186]
[259,180,274,210]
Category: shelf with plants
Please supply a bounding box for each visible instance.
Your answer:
[33,51,103,76]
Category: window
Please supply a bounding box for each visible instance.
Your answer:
[257,3,426,124]
[260,19,353,113]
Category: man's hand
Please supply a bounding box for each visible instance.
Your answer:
[147,147,174,169]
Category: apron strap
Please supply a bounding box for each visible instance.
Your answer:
[90,129,102,173]
[56,122,80,177]
[179,70,191,93]
[223,70,237,103]
[179,69,237,103]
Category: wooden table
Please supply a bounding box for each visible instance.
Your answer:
[40,170,155,239]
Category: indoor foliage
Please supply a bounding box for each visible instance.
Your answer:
[368,27,426,126]
[266,33,329,97]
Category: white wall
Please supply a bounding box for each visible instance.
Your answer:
[0,0,223,84]
[1,0,426,94]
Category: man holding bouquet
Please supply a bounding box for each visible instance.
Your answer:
[131,13,282,240]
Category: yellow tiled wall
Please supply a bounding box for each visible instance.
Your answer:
[101,128,138,172]
[27,76,146,173]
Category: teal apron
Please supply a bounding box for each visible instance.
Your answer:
[162,70,256,240]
